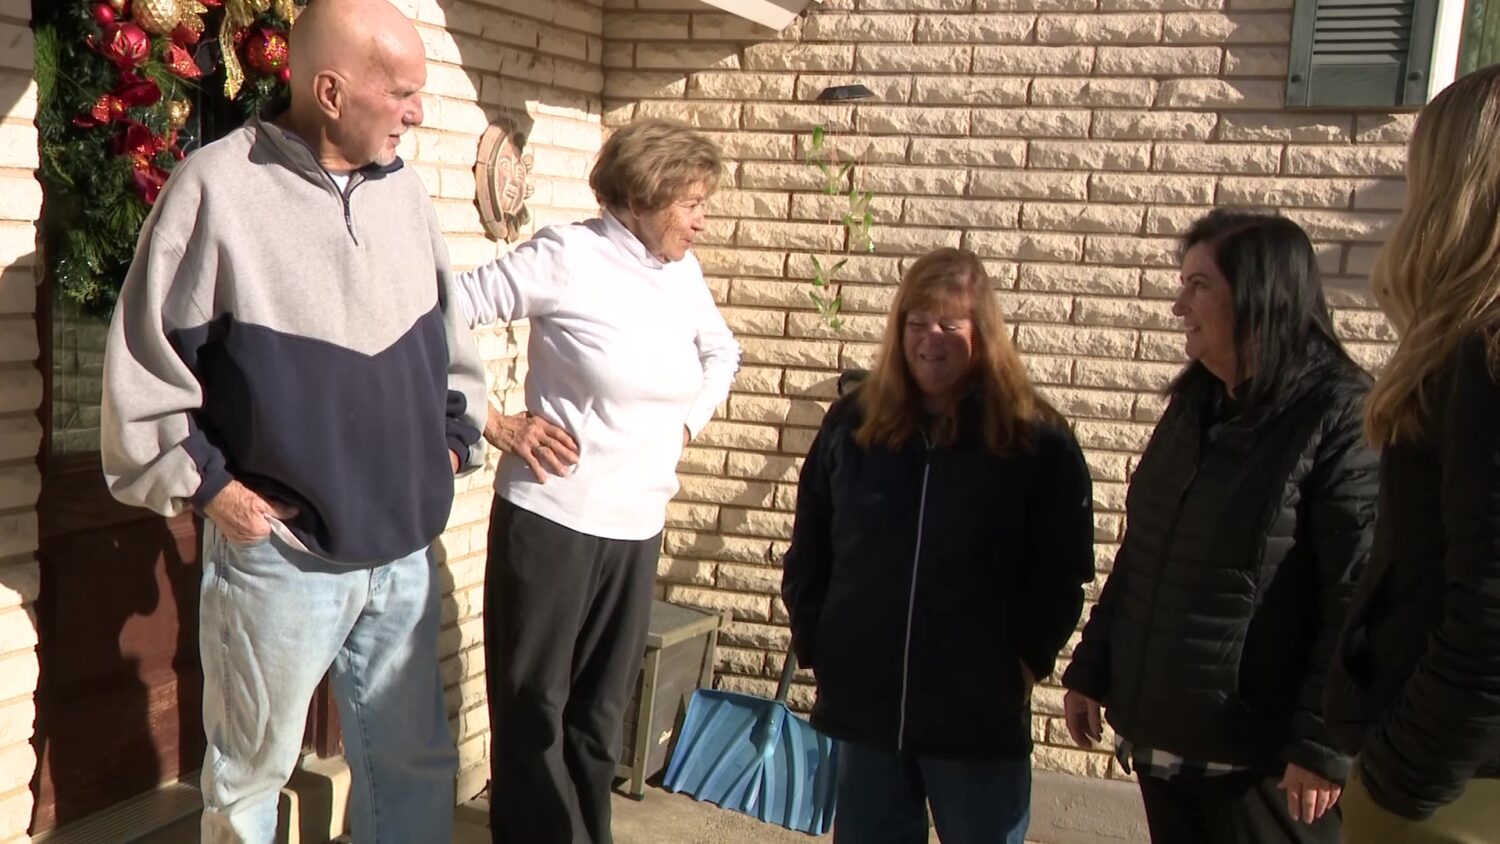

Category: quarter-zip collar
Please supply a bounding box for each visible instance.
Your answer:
[249,107,404,245]
[600,208,667,270]
[249,104,404,193]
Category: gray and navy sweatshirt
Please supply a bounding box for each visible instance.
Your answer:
[101,113,488,564]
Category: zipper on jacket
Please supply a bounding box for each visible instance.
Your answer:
[321,169,363,245]
[897,432,935,752]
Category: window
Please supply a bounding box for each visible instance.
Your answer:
[1285,0,1440,108]
[1287,0,1500,107]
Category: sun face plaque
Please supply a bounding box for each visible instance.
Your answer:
[475,116,535,243]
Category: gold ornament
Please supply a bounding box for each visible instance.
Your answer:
[110,0,126,12]
[132,0,182,35]
[168,100,191,129]
[178,0,209,36]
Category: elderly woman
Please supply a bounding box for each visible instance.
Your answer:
[1061,210,1378,844]
[781,247,1095,843]
[453,118,740,844]
[1324,65,1500,843]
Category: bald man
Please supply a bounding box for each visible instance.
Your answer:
[100,2,485,841]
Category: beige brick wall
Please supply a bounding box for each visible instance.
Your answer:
[0,0,41,836]
[397,0,606,801]
[601,0,1405,779]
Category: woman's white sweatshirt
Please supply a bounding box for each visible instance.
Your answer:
[455,211,741,541]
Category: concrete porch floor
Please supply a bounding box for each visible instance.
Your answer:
[138,787,855,844]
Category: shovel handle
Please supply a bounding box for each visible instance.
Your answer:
[775,650,798,704]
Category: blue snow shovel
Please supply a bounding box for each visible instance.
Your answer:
[661,651,839,835]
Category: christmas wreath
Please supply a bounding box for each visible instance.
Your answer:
[35,0,305,313]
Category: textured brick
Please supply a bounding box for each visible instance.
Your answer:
[1038,387,1135,419]
[861,166,968,196]
[1219,113,1353,143]
[1035,14,1163,44]
[911,75,1030,105]
[804,13,918,41]
[910,138,1026,167]
[971,170,1089,200]
[905,198,1023,227]
[1223,45,1288,76]
[1356,113,1415,144]
[1000,291,1074,322]
[736,221,839,250]
[858,105,971,135]
[1032,77,1156,107]
[856,45,973,73]
[742,103,851,131]
[636,43,741,69]
[1096,45,1220,74]
[666,585,773,622]
[973,107,1092,138]
[964,231,1086,262]
[1284,146,1407,177]
[1022,203,1145,234]
[1217,177,1353,209]
[1075,359,1182,390]
[918,14,1038,42]
[687,71,795,100]
[742,43,855,71]
[1091,110,1217,140]
[1283,210,1396,243]
[1084,235,1180,267]
[1155,78,1283,109]
[739,337,842,367]
[1162,11,1290,43]
[973,45,1095,74]
[634,100,741,129]
[1018,263,1139,295]
[1074,296,1178,329]
[1153,143,1282,175]
[1090,173,1216,204]
[1031,140,1151,171]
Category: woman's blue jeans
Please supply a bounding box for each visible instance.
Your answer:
[834,740,1032,844]
[197,522,456,844]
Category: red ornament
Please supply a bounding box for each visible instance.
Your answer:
[276,66,291,84]
[95,22,150,69]
[131,164,170,205]
[116,72,162,108]
[171,22,200,46]
[92,2,116,26]
[243,27,289,77]
[165,43,202,79]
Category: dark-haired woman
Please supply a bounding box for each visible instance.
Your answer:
[782,247,1095,843]
[1060,210,1379,844]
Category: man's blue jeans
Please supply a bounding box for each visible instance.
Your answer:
[197,522,456,844]
[834,740,1032,844]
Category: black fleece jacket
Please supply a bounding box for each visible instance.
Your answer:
[782,394,1094,758]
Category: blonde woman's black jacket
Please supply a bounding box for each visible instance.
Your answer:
[1062,352,1377,783]
[781,393,1094,758]
[1325,336,1500,819]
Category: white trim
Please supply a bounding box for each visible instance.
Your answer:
[1431,0,1469,98]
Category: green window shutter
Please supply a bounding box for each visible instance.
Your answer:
[1286,0,1440,107]
[1460,0,1500,75]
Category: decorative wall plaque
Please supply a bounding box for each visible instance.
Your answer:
[474,116,535,243]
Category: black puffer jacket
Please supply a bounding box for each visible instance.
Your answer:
[1062,352,1378,783]
[1325,336,1500,819]
[781,393,1094,759]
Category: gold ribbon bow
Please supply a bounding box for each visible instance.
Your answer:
[220,0,299,99]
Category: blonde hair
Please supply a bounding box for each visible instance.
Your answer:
[589,119,722,212]
[855,248,1058,454]
[1366,64,1500,445]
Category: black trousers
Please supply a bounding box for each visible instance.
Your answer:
[485,496,661,844]
[1138,770,1342,844]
